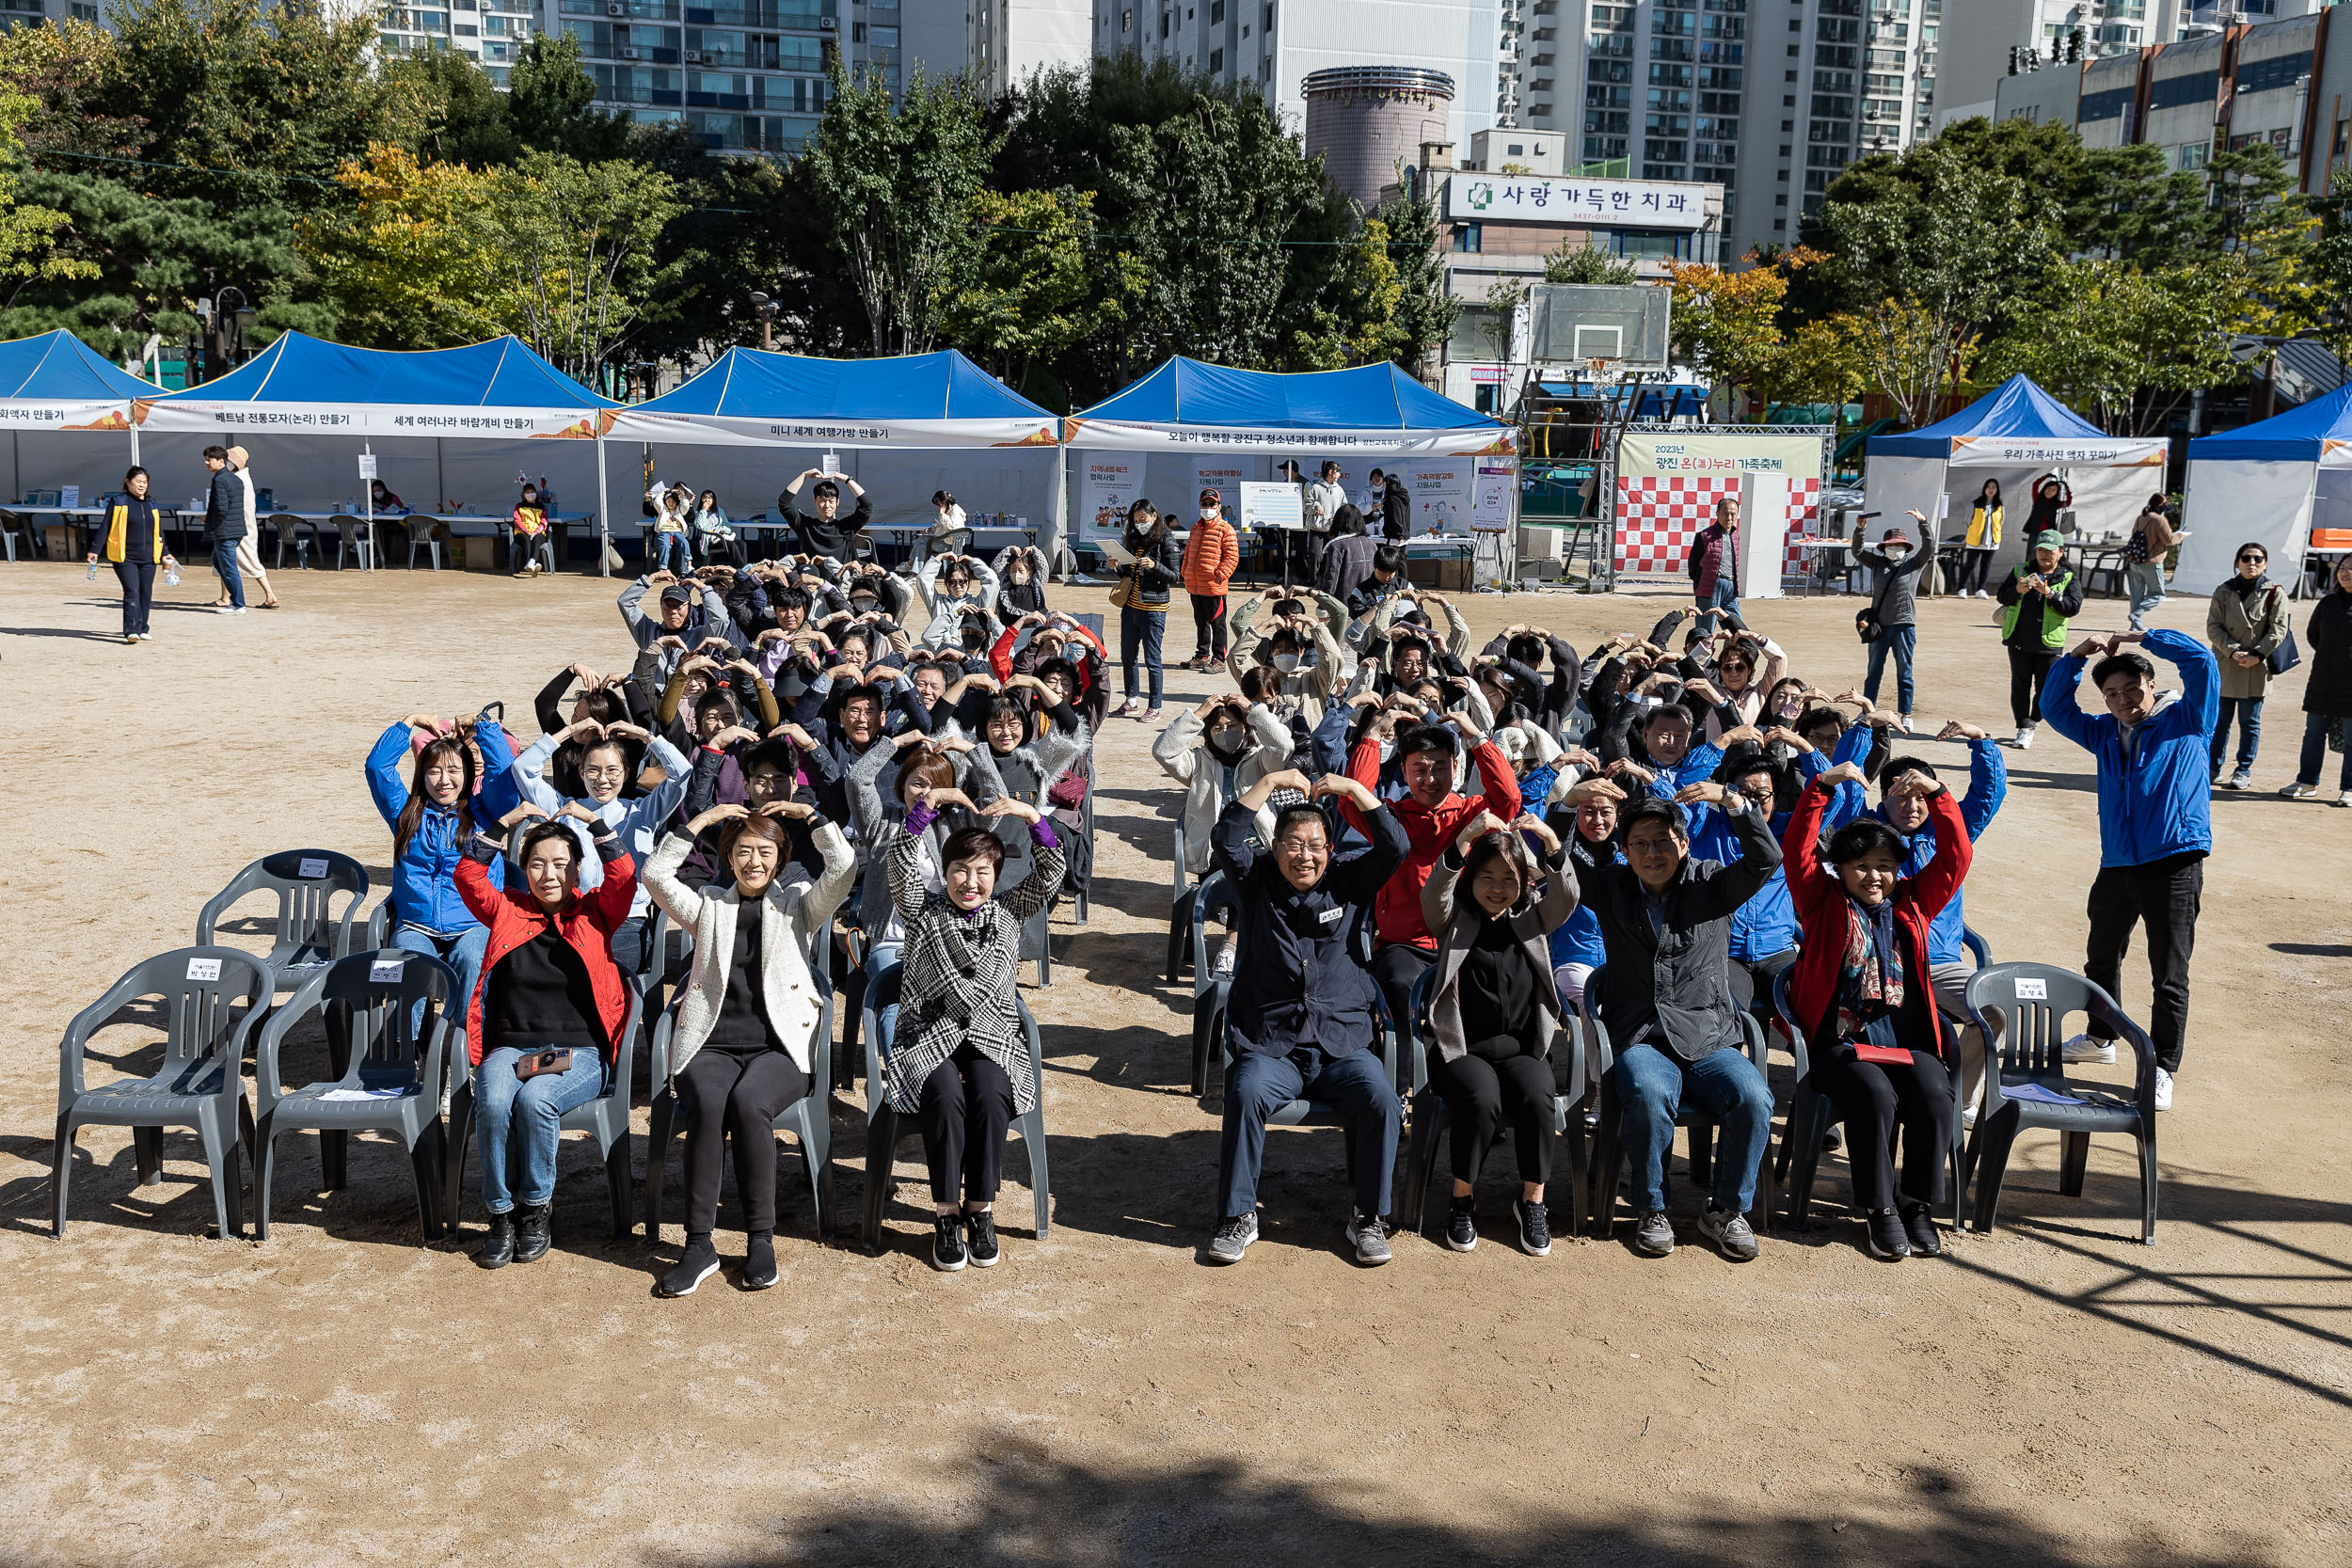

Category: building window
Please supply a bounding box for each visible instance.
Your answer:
[1120,7,1132,27]
[1209,0,1222,20]
[1209,47,1222,71]
[1454,222,1483,252]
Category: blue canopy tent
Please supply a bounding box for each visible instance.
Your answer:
[1062,357,1517,578]
[0,330,167,559]
[1865,374,2167,564]
[138,332,620,570]
[2181,382,2352,594]
[604,346,1064,567]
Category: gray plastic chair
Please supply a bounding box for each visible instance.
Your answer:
[52,946,272,1239]
[1398,965,1586,1238]
[443,979,644,1240]
[326,514,374,570]
[1184,869,1235,1100]
[1963,962,2160,1244]
[253,950,456,1242]
[268,512,316,570]
[643,970,836,1243]
[1167,818,1193,984]
[859,971,1050,1251]
[405,517,442,570]
[1205,990,1403,1182]
[196,848,370,993]
[1581,966,1777,1238]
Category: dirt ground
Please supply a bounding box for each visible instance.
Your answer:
[0,557,2346,1568]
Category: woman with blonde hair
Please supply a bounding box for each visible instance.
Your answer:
[222,444,279,609]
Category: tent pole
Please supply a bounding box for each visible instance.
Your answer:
[128,402,140,469]
[595,431,611,578]
[436,437,446,511]
[1049,444,1068,579]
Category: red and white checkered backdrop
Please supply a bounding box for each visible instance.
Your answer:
[1613,476,1820,581]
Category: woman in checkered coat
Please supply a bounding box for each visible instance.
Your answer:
[884,782,1066,1272]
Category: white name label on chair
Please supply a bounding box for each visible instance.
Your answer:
[370,958,406,983]
[2013,977,2047,1000]
[186,958,223,982]
[297,857,329,879]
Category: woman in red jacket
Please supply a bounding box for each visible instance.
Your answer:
[1782,761,1970,1262]
[455,800,640,1269]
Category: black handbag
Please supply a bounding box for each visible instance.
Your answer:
[2265,588,2301,676]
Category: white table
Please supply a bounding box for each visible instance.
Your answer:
[1791,537,1857,594]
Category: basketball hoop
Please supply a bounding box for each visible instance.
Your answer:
[1586,356,1624,392]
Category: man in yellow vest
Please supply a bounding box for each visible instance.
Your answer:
[85,465,172,644]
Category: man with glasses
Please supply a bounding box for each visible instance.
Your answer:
[2041,629,2218,1111]
[1205,767,1407,1267]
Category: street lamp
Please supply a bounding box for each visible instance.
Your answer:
[190,287,255,385]
[626,359,660,403]
[749,290,779,352]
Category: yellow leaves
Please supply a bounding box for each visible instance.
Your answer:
[296,142,505,348]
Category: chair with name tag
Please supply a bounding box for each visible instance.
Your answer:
[196,849,370,1000]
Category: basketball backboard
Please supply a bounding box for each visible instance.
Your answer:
[1527,283,1671,373]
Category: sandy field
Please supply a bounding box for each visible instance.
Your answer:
[0,556,2346,1568]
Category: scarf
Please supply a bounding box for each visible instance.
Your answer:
[1834,895,1905,1041]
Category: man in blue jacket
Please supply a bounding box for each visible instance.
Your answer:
[2041,629,2218,1111]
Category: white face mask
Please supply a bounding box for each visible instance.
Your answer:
[1883,543,1911,560]
[1200,507,1218,521]
[1272,653,1301,673]
[1376,736,1397,763]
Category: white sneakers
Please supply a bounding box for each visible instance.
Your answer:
[2011,723,2037,750]
[2060,1034,2116,1065]
[2153,1067,2174,1112]
[1213,941,1236,978]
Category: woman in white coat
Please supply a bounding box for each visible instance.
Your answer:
[224,444,279,609]
[642,801,855,1295]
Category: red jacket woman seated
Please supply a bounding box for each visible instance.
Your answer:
[1782,762,1971,1263]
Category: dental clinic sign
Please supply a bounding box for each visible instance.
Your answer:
[1446,175,1710,231]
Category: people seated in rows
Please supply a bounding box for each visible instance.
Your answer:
[621,572,743,684]
[883,782,1066,1273]
[1544,777,1628,1011]
[1475,624,1582,742]
[644,800,854,1296]
[1420,808,1580,1257]
[513,715,690,974]
[1605,695,1736,802]
[1781,761,1972,1260]
[1341,540,1408,626]
[1586,789,1782,1262]
[1206,767,1406,1266]
[678,734,818,889]
[1230,588,1357,727]
[456,801,638,1269]
[914,550,1001,650]
[778,467,870,562]
[1155,693,1292,974]
[993,545,1050,625]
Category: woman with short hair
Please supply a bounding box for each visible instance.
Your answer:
[883,782,1065,1272]
[644,801,855,1295]
[2204,540,2292,790]
[455,801,640,1268]
[86,465,172,642]
[1109,498,1183,721]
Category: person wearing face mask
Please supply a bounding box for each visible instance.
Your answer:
[510,483,557,578]
[2204,540,2291,790]
[884,784,1065,1272]
[1995,531,2082,751]
[1154,693,1292,972]
[1204,767,1408,1266]
[1109,498,1183,721]
[1782,762,1969,1259]
[1180,490,1239,672]
[1419,809,1581,1257]
[2041,628,2217,1111]
[991,545,1050,624]
[456,800,639,1268]
[1858,517,1933,723]
[512,715,691,974]
[644,800,853,1295]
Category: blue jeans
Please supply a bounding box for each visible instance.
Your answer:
[473,1044,608,1213]
[2211,695,2263,778]
[389,922,491,1069]
[867,943,904,1069]
[1217,1046,1401,1221]
[210,539,246,609]
[1120,606,1165,706]
[1609,1041,1773,1215]
[654,531,691,575]
[2125,562,2167,622]
[1694,578,1739,636]
[2296,709,2352,790]
[1864,623,1916,716]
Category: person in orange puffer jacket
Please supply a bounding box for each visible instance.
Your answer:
[1181,487,1239,671]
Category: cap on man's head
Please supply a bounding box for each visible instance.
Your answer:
[1880,527,1912,546]
[660,584,692,606]
[2033,530,2065,551]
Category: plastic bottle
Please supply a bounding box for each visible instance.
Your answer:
[164,560,182,587]
[86,558,98,581]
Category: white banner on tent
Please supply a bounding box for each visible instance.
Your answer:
[1077,455,1140,543]
[0,402,138,431]
[1947,435,2166,467]
[608,410,1057,449]
[1062,418,1516,458]
[137,400,608,439]
[1470,461,1517,531]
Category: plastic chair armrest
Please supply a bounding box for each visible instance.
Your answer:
[647,1010,675,1086]
[254,966,332,1106]
[56,970,153,1101]
[194,881,246,947]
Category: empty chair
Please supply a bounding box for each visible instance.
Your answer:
[53,946,273,1239]
[1963,962,2160,1243]
[268,512,316,570]
[326,514,375,570]
[252,950,457,1242]
[405,516,443,570]
[196,848,370,993]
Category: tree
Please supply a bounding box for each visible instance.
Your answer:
[1852,295,1976,427]
[1661,247,1823,417]
[804,59,999,356]
[509,34,628,162]
[481,151,685,379]
[1366,177,1459,377]
[1977,258,2244,435]
[1477,276,1526,363]
[1771,314,1867,414]
[2311,165,2352,366]
[298,142,504,350]
[1543,238,1638,284]
[386,51,520,170]
[938,186,1141,393]
[1285,217,1406,370]
[0,28,97,309]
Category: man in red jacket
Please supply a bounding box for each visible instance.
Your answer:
[1340,705,1523,1030]
[1688,494,1740,636]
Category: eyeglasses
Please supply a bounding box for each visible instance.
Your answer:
[2238,554,2266,563]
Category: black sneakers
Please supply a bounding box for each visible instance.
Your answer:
[1443,1196,1478,1252]
[1900,1203,1942,1258]
[657,1234,721,1297]
[965,1211,1001,1268]
[513,1203,551,1264]
[1516,1197,1553,1258]
[932,1212,967,1272]
[1867,1207,1912,1260]
[741,1230,779,1290]
[478,1212,516,1270]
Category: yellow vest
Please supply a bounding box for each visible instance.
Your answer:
[1964,502,2002,550]
[101,499,163,563]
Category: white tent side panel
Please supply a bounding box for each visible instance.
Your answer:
[1861,454,1947,545]
[2178,458,2312,595]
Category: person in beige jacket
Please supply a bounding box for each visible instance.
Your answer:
[643,802,855,1295]
[2205,540,2294,789]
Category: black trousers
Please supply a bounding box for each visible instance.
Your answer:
[1957,550,1994,593]
[1188,591,1228,659]
[1812,1045,1952,1212]
[918,1042,1016,1205]
[2008,644,2058,728]
[1370,943,1437,1046]
[1428,1046,1553,1186]
[677,1044,811,1236]
[112,562,156,636]
[2085,852,2203,1072]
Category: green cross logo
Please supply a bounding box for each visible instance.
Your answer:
[1467,181,1493,211]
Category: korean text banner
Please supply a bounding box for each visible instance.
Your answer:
[1617,432,1823,483]
[1445,174,1709,231]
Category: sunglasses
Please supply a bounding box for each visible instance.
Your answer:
[2238,554,2267,563]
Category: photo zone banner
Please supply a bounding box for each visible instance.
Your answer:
[1614,432,1824,590]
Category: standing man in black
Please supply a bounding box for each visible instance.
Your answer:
[199,444,247,614]
[779,467,872,562]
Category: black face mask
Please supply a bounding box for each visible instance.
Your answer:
[1206,730,1251,764]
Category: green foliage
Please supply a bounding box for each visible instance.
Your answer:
[509,34,628,162]
[938,186,1140,392]
[387,51,522,170]
[1542,239,1638,284]
[1366,177,1460,375]
[1977,258,2246,436]
[483,150,686,379]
